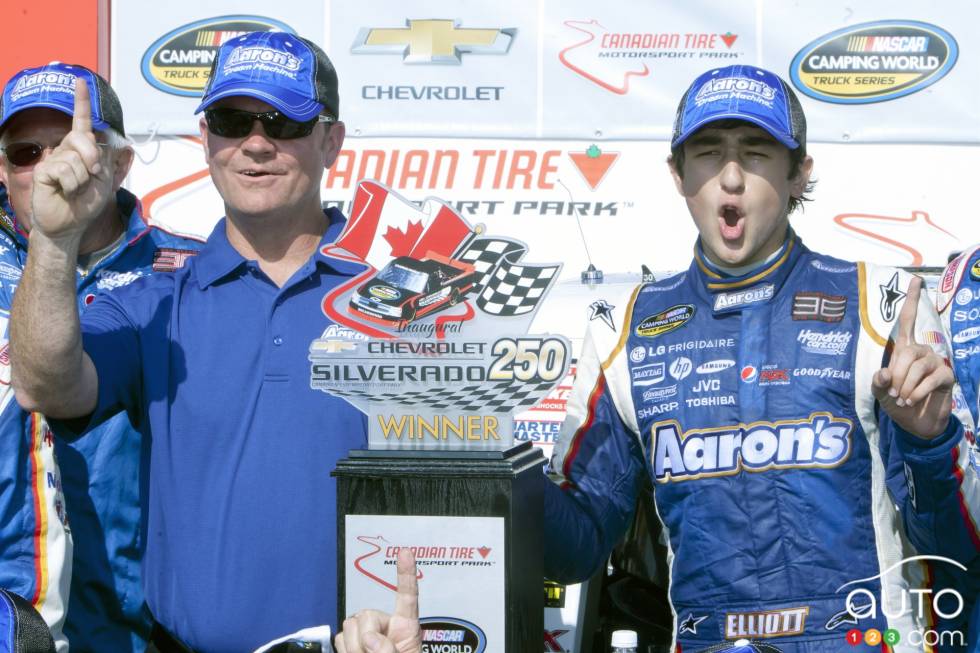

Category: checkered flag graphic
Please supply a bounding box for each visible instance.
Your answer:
[326,379,555,412]
[458,237,560,317]
[457,238,525,286]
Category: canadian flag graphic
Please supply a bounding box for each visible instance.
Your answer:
[335,180,474,270]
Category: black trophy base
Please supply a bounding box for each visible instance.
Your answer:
[334,441,545,652]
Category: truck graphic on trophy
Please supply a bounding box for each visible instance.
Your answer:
[348,254,478,329]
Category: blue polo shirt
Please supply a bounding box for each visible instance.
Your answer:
[71,210,368,652]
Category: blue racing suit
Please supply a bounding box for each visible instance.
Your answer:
[0,189,70,652]
[0,186,202,652]
[938,245,980,651]
[545,234,980,652]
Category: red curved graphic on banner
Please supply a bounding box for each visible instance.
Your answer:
[435,302,475,340]
[353,535,424,592]
[140,137,209,220]
[558,19,650,95]
[833,210,955,266]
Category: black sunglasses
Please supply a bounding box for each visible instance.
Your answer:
[1,141,48,167]
[1,140,111,167]
[204,108,335,140]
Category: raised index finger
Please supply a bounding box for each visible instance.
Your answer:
[393,548,419,620]
[72,78,93,134]
[896,275,922,346]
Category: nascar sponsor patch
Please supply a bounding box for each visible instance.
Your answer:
[725,607,809,639]
[797,329,852,356]
[713,283,774,311]
[152,248,198,272]
[653,413,853,482]
[636,304,695,338]
[697,359,735,374]
[792,292,846,322]
[632,362,665,387]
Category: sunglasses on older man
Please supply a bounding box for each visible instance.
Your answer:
[1,140,111,167]
[1,141,51,167]
[204,108,335,140]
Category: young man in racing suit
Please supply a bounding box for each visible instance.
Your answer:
[544,64,979,652]
[938,245,980,650]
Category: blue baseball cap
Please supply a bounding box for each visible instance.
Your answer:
[671,65,805,150]
[0,62,125,136]
[195,31,339,121]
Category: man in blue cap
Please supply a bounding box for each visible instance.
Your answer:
[9,33,367,652]
[544,65,978,652]
[0,63,201,652]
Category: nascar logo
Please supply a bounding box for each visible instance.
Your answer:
[653,412,853,482]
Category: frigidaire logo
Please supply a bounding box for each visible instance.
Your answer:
[789,20,957,104]
[141,15,295,96]
[419,617,487,653]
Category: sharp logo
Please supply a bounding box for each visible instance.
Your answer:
[352,19,515,64]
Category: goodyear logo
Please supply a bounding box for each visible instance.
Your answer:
[369,285,401,300]
[790,20,958,104]
[419,617,487,653]
[635,304,695,338]
[141,16,295,96]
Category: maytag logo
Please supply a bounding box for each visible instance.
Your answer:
[713,283,774,311]
[632,362,665,387]
[636,305,695,338]
[140,16,294,96]
[790,20,958,104]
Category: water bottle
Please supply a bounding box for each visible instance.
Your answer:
[611,629,638,653]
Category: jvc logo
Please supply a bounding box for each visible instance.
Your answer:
[692,378,720,393]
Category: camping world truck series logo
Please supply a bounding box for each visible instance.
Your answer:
[309,181,570,447]
[790,20,958,104]
[141,16,295,96]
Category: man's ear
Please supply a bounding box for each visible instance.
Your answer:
[199,116,211,164]
[111,147,135,191]
[667,155,684,196]
[323,121,346,169]
[790,154,814,198]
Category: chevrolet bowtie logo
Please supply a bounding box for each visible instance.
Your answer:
[352,19,515,64]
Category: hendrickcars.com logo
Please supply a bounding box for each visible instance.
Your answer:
[790,20,957,103]
[141,16,295,96]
